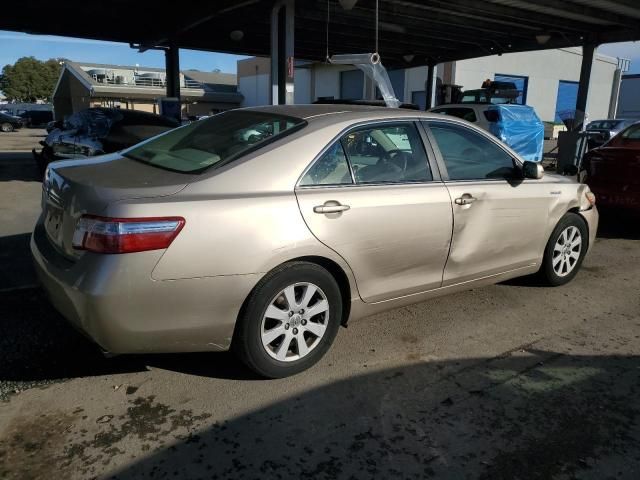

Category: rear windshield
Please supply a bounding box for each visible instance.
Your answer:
[123,110,306,173]
[587,120,622,130]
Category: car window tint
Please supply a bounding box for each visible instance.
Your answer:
[300,142,353,186]
[621,124,640,139]
[342,123,432,184]
[427,121,517,180]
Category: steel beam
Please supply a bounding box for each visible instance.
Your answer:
[271,0,295,105]
[425,64,435,110]
[575,43,596,130]
[165,42,181,100]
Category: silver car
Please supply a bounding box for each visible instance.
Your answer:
[32,105,598,378]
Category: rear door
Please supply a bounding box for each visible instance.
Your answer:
[296,121,453,303]
[423,120,551,285]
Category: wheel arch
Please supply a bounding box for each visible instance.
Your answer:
[567,207,590,251]
[234,255,353,339]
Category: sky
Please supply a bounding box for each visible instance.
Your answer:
[0,31,248,73]
[0,31,639,74]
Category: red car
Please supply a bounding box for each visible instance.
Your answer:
[582,121,640,213]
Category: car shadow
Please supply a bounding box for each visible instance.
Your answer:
[596,208,640,240]
[0,152,42,182]
[0,285,260,391]
[0,233,37,290]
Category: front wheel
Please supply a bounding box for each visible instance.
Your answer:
[539,213,588,286]
[1,122,14,133]
[233,262,342,378]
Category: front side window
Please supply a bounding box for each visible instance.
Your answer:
[342,123,432,183]
[426,121,518,181]
[124,110,306,173]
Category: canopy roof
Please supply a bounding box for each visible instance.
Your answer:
[3,0,640,68]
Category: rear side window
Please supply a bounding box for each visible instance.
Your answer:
[426,121,518,180]
[300,142,353,186]
[300,122,433,186]
[124,111,306,173]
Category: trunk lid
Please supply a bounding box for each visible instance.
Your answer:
[42,153,193,258]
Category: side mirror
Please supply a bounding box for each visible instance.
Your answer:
[523,160,544,179]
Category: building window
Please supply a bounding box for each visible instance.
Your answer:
[555,80,579,123]
[494,73,528,105]
[340,70,364,100]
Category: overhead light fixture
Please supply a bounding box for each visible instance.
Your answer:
[230,30,244,41]
[536,34,551,45]
[403,54,415,63]
[339,0,358,10]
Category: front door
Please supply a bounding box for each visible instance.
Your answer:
[424,120,551,286]
[296,121,453,303]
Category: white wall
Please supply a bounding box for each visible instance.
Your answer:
[238,73,270,107]
[312,64,360,100]
[294,68,312,104]
[452,48,617,122]
[404,66,429,103]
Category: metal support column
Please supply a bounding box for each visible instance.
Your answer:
[165,42,181,100]
[271,0,295,105]
[574,43,596,130]
[425,64,435,110]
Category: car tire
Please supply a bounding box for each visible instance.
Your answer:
[233,261,342,378]
[1,123,14,133]
[539,212,588,286]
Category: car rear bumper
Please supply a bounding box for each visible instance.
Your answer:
[31,221,259,354]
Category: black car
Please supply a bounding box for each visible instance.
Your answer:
[19,110,54,128]
[33,108,179,174]
[0,112,25,132]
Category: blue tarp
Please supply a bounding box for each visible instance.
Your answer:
[487,104,544,162]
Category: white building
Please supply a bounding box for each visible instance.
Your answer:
[238,48,619,123]
[617,74,640,120]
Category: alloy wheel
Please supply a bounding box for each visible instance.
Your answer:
[552,226,582,277]
[260,282,329,362]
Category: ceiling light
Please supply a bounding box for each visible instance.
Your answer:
[230,30,244,41]
[403,54,415,63]
[339,0,358,10]
[535,34,551,45]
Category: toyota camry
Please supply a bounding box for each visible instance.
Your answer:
[32,105,598,378]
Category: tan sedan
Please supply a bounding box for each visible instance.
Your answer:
[31,105,598,377]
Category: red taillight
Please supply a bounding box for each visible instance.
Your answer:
[72,215,185,254]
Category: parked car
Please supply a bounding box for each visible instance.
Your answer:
[32,105,598,378]
[19,110,54,128]
[581,121,640,213]
[0,112,25,132]
[585,118,638,148]
[33,108,179,174]
[430,103,544,161]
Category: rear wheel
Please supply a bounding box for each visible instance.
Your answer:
[539,213,588,286]
[233,262,342,378]
[1,122,14,133]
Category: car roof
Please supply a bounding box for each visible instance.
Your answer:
[242,104,444,127]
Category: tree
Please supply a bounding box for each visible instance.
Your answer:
[0,57,62,102]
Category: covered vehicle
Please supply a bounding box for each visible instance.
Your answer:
[32,105,597,378]
[581,122,640,213]
[0,111,25,132]
[430,104,544,161]
[33,108,179,174]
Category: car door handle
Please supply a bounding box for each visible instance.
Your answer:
[454,194,476,205]
[313,202,351,214]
